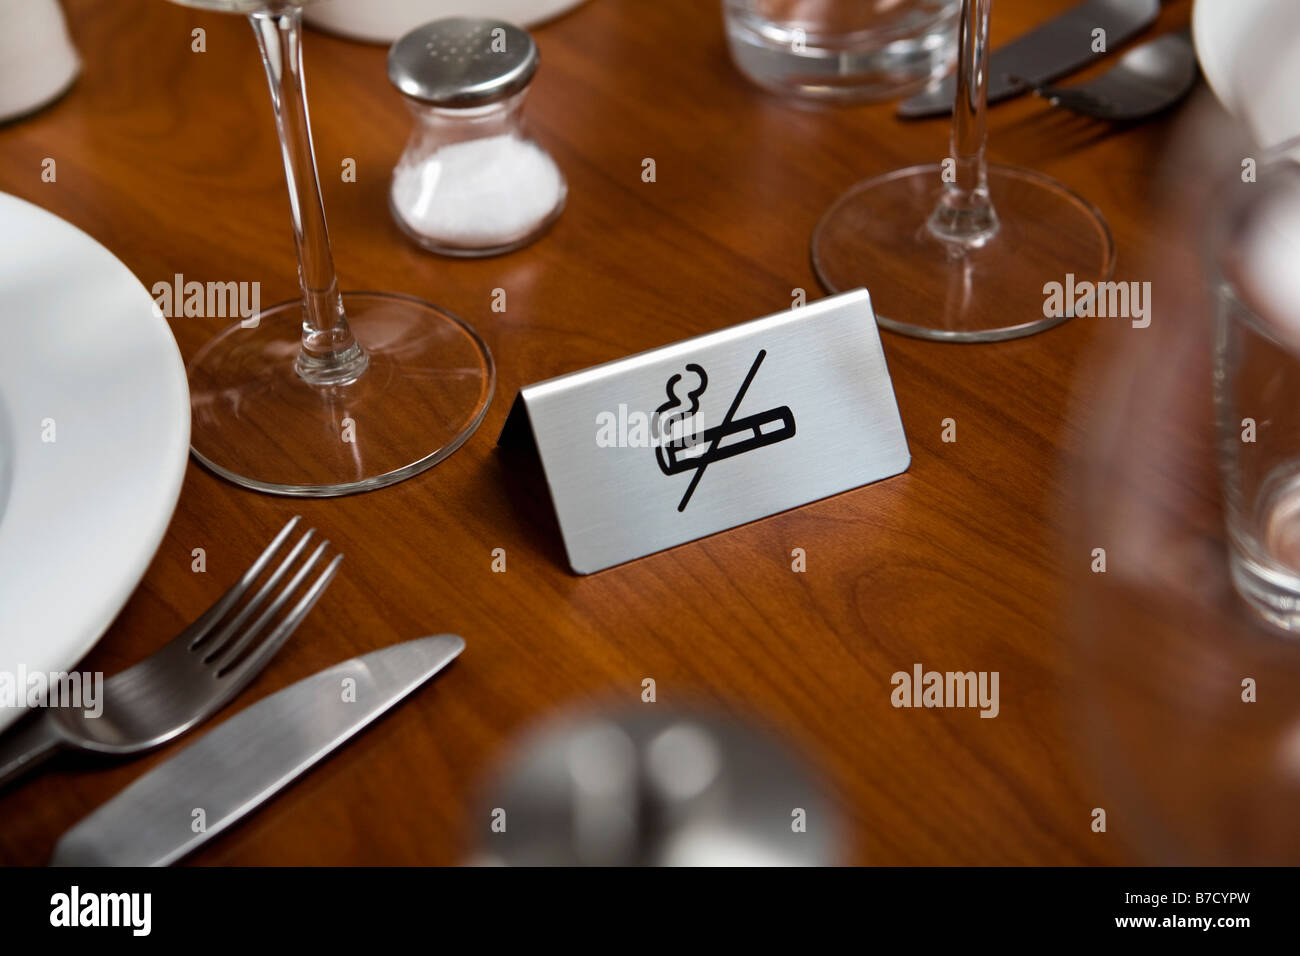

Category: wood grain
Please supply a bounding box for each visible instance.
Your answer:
[0,0,1203,865]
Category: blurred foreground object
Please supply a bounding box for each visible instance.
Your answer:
[1066,91,1300,863]
[1212,141,1300,630]
[0,0,79,123]
[473,708,840,865]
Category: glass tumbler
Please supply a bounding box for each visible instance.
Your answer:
[722,0,960,102]
[1213,144,1300,630]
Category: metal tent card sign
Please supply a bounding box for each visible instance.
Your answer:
[498,288,911,573]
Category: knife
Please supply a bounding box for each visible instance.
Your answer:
[897,0,1160,118]
[50,635,465,866]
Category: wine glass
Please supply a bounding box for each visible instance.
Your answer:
[812,0,1115,342]
[167,0,494,496]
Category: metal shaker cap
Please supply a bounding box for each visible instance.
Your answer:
[387,17,538,109]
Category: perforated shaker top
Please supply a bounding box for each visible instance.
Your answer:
[387,17,538,108]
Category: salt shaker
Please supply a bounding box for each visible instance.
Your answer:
[387,17,566,257]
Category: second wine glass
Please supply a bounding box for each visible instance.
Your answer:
[812,0,1115,342]
[174,0,494,496]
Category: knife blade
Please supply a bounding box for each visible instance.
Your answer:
[897,0,1160,118]
[50,635,465,866]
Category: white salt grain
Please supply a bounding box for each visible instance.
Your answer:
[391,134,565,248]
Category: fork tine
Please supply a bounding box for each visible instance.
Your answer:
[217,553,344,686]
[198,528,316,660]
[207,540,330,674]
[176,516,302,651]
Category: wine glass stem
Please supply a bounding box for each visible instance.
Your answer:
[928,0,998,245]
[249,7,368,386]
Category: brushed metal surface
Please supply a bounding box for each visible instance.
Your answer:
[49,635,465,866]
[387,17,537,108]
[897,0,1160,118]
[500,288,910,573]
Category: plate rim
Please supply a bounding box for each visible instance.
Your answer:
[0,190,189,731]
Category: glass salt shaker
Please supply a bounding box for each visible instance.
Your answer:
[387,17,566,257]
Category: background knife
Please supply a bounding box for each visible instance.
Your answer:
[897,0,1160,118]
[50,635,465,866]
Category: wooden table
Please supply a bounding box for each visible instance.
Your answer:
[0,0,1202,865]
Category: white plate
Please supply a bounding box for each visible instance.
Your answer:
[304,0,590,45]
[1193,0,1300,148]
[0,192,189,732]
[0,0,81,124]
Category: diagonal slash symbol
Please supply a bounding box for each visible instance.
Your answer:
[676,349,768,512]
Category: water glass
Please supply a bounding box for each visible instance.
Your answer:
[722,0,960,102]
[1213,145,1300,629]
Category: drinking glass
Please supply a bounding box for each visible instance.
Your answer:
[722,0,961,103]
[1066,117,1300,864]
[1213,145,1300,630]
[167,0,494,496]
[811,0,1115,341]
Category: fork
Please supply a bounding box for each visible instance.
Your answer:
[0,517,342,789]
[1010,29,1197,123]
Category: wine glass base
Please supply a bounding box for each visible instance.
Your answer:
[812,163,1116,342]
[188,291,494,497]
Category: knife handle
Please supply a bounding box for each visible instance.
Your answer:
[0,714,62,789]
